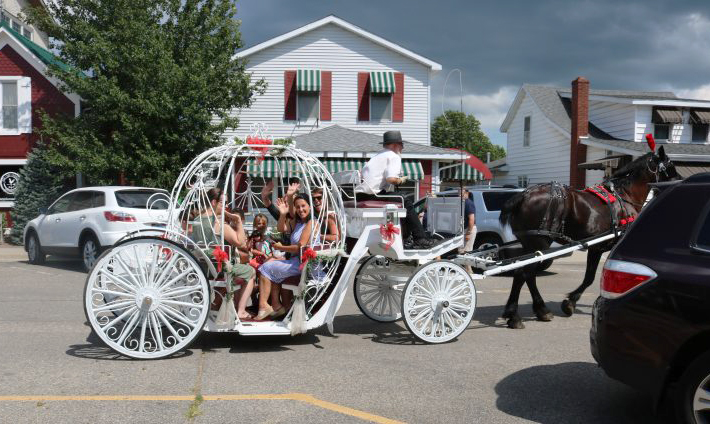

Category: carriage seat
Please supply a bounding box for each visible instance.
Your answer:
[343,199,403,208]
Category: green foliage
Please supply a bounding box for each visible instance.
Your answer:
[8,144,71,245]
[431,110,506,161]
[24,0,266,188]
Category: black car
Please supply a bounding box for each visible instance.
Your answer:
[590,172,710,423]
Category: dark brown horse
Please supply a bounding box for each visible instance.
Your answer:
[498,145,677,329]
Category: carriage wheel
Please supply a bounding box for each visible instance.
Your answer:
[401,260,476,344]
[84,238,210,359]
[354,256,411,323]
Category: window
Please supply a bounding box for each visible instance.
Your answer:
[370,93,392,122]
[523,116,531,146]
[692,124,708,142]
[22,27,31,40]
[115,190,169,209]
[11,20,20,32]
[68,191,93,212]
[297,92,319,122]
[654,124,670,140]
[92,192,106,208]
[482,192,519,211]
[2,81,17,130]
[48,193,75,214]
[517,175,528,188]
[692,201,710,254]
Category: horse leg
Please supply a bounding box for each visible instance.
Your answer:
[502,269,526,329]
[561,248,603,316]
[524,263,554,322]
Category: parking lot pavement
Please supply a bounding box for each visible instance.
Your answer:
[0,250,662,423]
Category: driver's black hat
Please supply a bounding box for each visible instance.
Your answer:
[382,130,405,145]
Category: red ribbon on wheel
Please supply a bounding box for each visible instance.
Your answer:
[379,222,400,251]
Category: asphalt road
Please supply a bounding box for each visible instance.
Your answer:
[0,245,661,424]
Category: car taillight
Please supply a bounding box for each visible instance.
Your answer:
[600,259,657,299]
[104,211,137,222]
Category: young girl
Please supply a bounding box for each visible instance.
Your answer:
[248,229,273,269]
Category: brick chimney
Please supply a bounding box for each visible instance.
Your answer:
[570,77,589,189]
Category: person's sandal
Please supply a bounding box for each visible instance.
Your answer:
[254,306,273,321]
[271,306,286,319]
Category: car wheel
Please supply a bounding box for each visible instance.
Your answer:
[675,349,710,424]
[26,232,45,265]
[537,259,554,273]
[81,234,101,272]
[473,234,503,250]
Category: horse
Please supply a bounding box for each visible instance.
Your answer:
[498,143,677,329]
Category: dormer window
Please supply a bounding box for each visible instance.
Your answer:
[652,107,682,141]
[1,11,33,41]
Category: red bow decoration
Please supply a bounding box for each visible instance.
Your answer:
[299,247,317,271]
[645,134,656,152]
[212,247,229,273]
[247,136,270,163]
[379,222,401,250]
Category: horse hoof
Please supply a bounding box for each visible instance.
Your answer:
[561,299,575,317]
[507,318,525,329]
[536,312,554,322]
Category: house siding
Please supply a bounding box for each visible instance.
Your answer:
[589,100,635,140]
[1,0,50,49]
[0,46,75,159]
[225,23,432,145]
[499,93,570,186]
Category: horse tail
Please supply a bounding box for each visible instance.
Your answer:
[499,191,525,227]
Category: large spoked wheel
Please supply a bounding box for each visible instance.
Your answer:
[354,256,413,323]
[402,260,476,344]
[84,238,210,359]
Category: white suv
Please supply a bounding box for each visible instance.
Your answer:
[24,186,170,271]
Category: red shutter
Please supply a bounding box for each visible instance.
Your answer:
[357,72,370,121]
[320,71,332,121]
[393,72,404,122]
[284,71,296,120]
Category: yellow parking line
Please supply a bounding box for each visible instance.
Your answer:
[0,393,405,424]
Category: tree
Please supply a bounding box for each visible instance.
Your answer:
[25,0,266,188]
[431,110,506,161]
[8,143,72,245]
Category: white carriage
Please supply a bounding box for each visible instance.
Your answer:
[83,135,478,359]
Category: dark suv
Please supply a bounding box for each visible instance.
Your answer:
[590,173,710,423]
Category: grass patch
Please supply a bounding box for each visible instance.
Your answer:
[186,393,204,420]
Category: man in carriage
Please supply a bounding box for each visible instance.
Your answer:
[355,131,436,249]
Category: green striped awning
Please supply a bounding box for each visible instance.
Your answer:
[370,71,395,94]
[322,159,423,180]
[297,69,321,92]
[440,163,483,182]
[246,159,303,178]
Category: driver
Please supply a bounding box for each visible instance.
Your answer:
[355,131,435,249]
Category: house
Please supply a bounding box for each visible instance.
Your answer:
[497,77,710,188]
[0,1,80,220]
[227,15,488,199]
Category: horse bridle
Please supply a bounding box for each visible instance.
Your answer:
[647,155,672,182]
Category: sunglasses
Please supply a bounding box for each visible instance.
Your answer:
[312,196,323,202]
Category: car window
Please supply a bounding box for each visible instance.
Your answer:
[482,192,518,211]
[92,192,106,208]
[48,193,77,214]
[68,191,93,212]
[115,190,168,209]
[692,201,710,253]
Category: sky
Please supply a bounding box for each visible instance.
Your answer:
[235,0,710,147]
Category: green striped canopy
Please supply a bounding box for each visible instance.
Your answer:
[370,71,396,94]
[322,159,423,179]
[297,69,321,92]
[246,158,423,180]
[440,163,483,182]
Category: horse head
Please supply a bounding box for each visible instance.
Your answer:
[649,145,679,182]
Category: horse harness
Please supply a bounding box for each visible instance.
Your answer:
[520,182,576,244]
[585,182,638,229]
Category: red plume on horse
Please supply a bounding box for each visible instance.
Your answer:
[497,140,678,329]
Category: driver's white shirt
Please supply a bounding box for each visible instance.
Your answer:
[355,150,401,195]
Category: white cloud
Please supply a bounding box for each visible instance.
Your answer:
[432,85,518,147]
[675,84,710,100]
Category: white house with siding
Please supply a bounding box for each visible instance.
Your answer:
[496,79,710,189]
[225,15,487,199]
